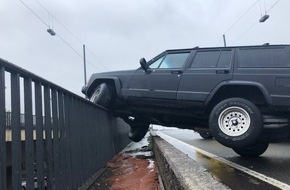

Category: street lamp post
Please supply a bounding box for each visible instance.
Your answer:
[223,34,227,47]
[83,45,87,85]
[47,29,87,87]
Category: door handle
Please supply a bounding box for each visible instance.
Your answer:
[171,70,183,74]
[216,70,229,74]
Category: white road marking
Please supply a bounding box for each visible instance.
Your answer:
[154,130,290,190]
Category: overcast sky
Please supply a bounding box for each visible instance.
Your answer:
[1,0,289,96]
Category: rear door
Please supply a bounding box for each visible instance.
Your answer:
[128,51,191,100]
[235,46,290,107]
[177,49,234,103]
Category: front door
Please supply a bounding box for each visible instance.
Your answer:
[128,51,191,100]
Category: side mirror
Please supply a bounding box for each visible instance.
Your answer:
[140,58,148,71]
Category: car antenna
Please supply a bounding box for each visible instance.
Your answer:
[263,43,270,46]
[193,46,199,49]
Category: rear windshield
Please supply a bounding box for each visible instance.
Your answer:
[238,48,290,68]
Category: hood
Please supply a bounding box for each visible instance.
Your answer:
[82,69,136,95]
[91,69,135,77]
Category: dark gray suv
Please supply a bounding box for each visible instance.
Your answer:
[82,44,290,157]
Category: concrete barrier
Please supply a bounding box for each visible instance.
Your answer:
[152,135,229,190]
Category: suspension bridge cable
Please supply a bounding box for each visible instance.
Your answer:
[18,0,102,71]
[224,0,260,34]
[18,0,49,27]
[86,48,109,70]
[216,0,260,46]
[266,0,280,13]
[35,0,84,44]
[233,0,281,45]
[220,0,281,46]
[233,21,258,45]
[34,0,109,70]
[56,35,82,57]
[216,36,224,47]
[51,34,102,70]
[53,35,102,70]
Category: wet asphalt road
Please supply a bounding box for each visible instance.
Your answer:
[156,127,290,185]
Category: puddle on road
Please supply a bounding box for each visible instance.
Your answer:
[194,151,280,190]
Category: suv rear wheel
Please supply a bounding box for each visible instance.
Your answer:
[233,141,269,157]
[129,123,149,142]
[209,98,263,148]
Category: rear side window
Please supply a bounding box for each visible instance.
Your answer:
[218,50,232,68]
[238,48,290,68]
[190,50,232,68]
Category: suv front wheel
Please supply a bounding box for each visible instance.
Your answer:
[209,98,263,148]
[199,132,213,139]
[90,83,112,108]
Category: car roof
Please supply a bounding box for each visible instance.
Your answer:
[165,44,290,53]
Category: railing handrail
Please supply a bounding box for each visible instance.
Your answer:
[0,58,98,107]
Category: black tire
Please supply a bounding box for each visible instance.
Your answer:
[199,132,213,139]
[90,83,112,108]
[209,98,263,148]
[129,123,149,142]
[233,141,269,157]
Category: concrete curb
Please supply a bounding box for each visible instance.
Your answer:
[152,135,229,190]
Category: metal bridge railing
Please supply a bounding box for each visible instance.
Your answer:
[0,58,130,190]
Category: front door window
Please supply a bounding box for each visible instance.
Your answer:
[149,56,164,69]
[159,53,189,69]
[149,53,190,69]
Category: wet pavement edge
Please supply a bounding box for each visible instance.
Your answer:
[151,131,229,190]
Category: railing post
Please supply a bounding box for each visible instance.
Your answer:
[11,72,21,190]
[51,89,61,189]
[58,91,66,189]
[0,66,6,190]
[35,81,45,190]
[24,77,34,190]
[64,94,73,189]
[44,85,53,189]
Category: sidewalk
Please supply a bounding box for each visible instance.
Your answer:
[88,134,161,190]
